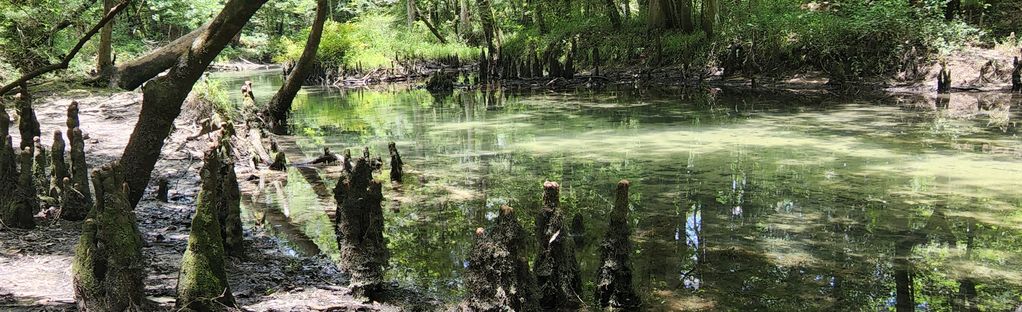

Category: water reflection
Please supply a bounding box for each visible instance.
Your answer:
[212,71,1022,310]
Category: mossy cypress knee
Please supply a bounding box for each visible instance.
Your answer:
[60,177,90,221]
[16,90,40,150]
[69,127,92,208]
[72,162,146,311]
[462,205,539,311]
[595,180,641,310]
[334,155,389,299]
[50,130,68,198]
[1,147,36,229]
[218,126,244,256]
[176,148,236,311]
[32,137,49,198]
[534,181,582,310]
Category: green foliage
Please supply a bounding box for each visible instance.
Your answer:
[193,77,239,122]
[273,14,477,70]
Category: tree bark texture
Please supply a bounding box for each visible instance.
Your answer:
[120,0,269,208]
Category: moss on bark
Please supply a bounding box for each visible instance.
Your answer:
[32,137,49,198]
[595,180,641,310]
[175,148,236,311]
[72,162,146,311]
[461,205,539,311]
[50,129,68,198]
[534,181,582,310]
[217,126,244,256]
[1,147,37,229]
[0,109,31,228]
[70,127,93,208]
[16,91,40,150]
[334,155,389,299]
[61,177,90,221]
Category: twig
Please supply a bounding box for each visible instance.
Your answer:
[0,0,132,97]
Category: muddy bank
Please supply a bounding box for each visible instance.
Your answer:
[0,91,411,311]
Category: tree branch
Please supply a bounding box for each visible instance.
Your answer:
[0,0,131,97]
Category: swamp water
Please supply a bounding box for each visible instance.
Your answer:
[214,70,1022,311]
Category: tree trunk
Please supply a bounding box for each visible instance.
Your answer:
[407,0,417,27]
[605,0,622,28]
[266,0,328,134]
[678,0,693,33]
[121,0,269,208]
[459,0,470,37]
[110,23,210,90]
[97,0,116,76]
[477,0,499,78]
[701,0,717,38]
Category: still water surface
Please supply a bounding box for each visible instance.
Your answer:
[214,70,1022,311]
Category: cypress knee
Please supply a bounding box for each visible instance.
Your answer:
[176,148,236,311]
[72,162,146,311]
[16,90,40,150]
[32,137,49,198]
[937,62,951,94]
[0,147,36,229]
[70,127,93,208]
[50,130,68,198]
[334,154,389,299]
[60,178,90,221]
[1012,56,1021,93]
[534,181,583,310]
[596,180,641,309]
[218,127,244,256]
[388,142,403,183]
[461,205,539,311]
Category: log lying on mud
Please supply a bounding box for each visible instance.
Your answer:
[176,145,238,311]
[461,205,539,311]
[388,142,403,183]
[595,180,641,310]
[534,181,583,310]
[334,153,389,299]
[0,110,35,229]
[72,162,146,311]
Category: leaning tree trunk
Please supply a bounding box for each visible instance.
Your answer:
[120,0,269,208]
[108,23,210,90]
[175,147,236,311]
[265,0,328,134]
[72,162,146,312]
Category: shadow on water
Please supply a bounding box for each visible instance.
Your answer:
[213,70,1022,310]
